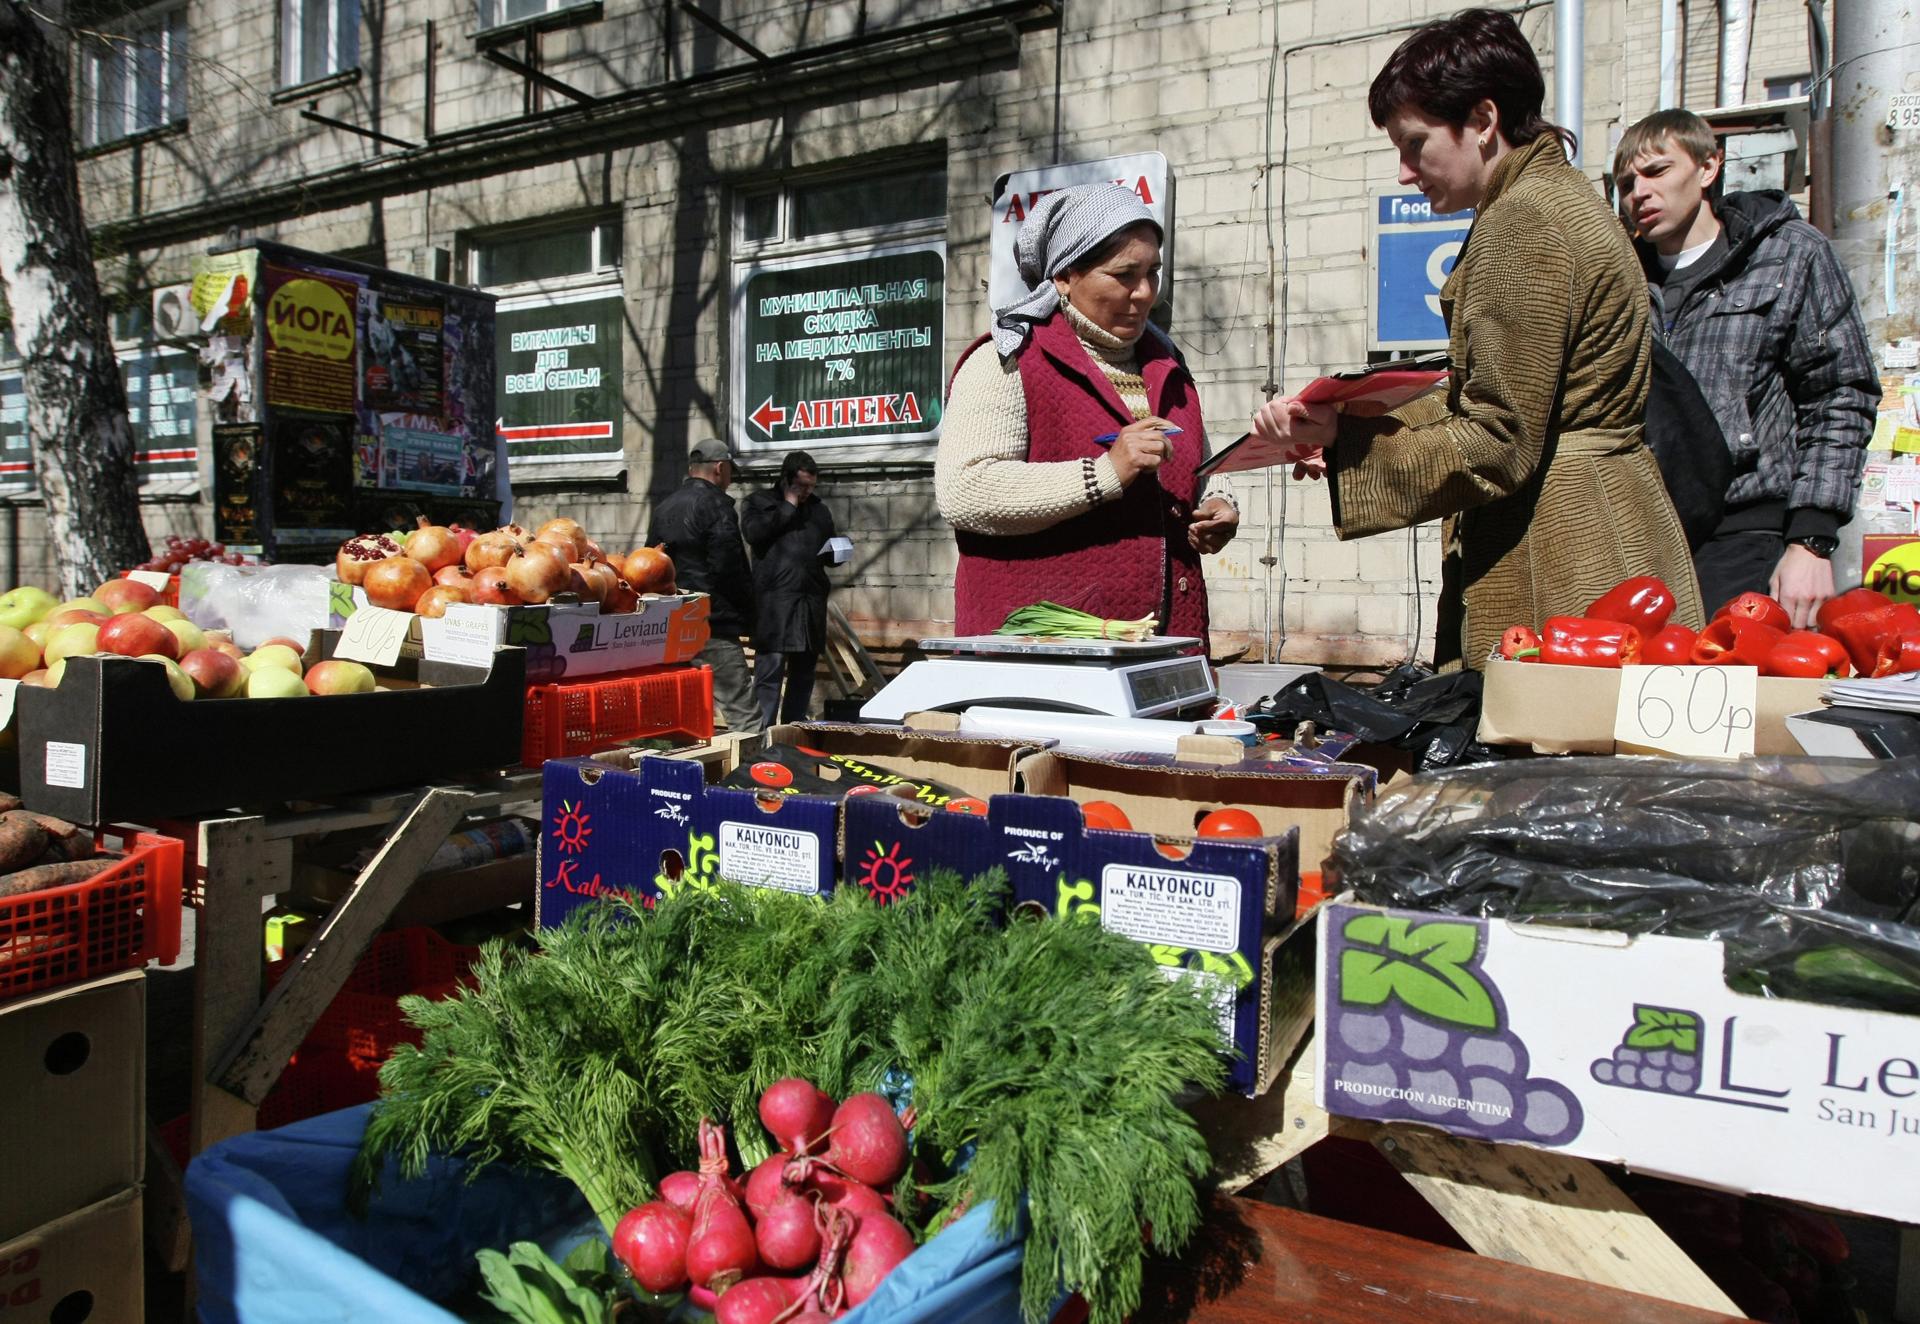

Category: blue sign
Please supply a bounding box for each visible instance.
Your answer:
[1371,194,1474,350]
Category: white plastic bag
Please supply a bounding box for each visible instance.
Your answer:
[178,562,337,651]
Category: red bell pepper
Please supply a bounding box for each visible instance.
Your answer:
[1816,587,1892,636]
[1643,623,1698,665]
[1872,633,1920,678]
[1690,616,1784,667]
[1497,624,1541,661]
[1714,591,1792,633]
[1828,604,1920,675]
[1585,576,1677,637]
[1762,631,1851,679]
[1540,616,1642,668]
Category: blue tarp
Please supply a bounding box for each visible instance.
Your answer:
[187,1105,1029,1324]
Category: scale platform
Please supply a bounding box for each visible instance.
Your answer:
[860,634,1217,721]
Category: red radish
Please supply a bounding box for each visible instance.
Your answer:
[826,1093,911,1189]
[611,1201,692,1293]
[712,1276,807,1324]
[843,1208,915,1307]
[659,1169,702,1214]
[685,1119,760,1292]
[788,1202,856,1319]
[755,1192,823,1272]
[760,1078,837,1157]
[745,1153,791,1220]
[810,1168,890,1223]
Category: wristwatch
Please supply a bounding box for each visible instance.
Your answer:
[1788,534,1838,558]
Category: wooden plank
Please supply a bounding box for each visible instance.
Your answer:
[1191,1049,1329,1194]
[211,785,476,1105]
[1369,1126,1742,1316]
[1132,1195,1746,1323]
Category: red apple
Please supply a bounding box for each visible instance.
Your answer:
[94,579,160,614]
[48,608,107,629]
[258,636,308,657]
[98,612,181,660]
[179,647,246,698]
[212,640,246,661]
[43,622,101,664]
[304,659,378,695]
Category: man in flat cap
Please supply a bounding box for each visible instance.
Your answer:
[649,438,761,733]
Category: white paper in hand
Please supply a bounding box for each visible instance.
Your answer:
[821,536,854,566]
[334,605,412,667]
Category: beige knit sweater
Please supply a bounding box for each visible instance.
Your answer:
[936,303,1224,536]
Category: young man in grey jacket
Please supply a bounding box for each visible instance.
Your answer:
[1614,109,1880,627]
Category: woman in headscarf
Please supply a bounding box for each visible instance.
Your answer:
[1252,8,1702,670]
[936,182,1238,643]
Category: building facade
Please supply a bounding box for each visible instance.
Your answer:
[8,0,1825,665]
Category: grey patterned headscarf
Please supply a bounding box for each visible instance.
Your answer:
[992,183,1161,358]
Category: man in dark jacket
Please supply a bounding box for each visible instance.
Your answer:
[1614,110,1880,626]
[648,438,761,733]
[742,451,837,727]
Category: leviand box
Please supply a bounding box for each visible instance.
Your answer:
[536,718,1044,927]
[1317,900,1920,1222]
[0,1187,143,1321]
[1477,656,1827,756]
[0,970,144,1243]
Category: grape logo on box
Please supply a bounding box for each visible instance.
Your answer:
[1324,912,1584,1145]
[1593,1006,1703,1095]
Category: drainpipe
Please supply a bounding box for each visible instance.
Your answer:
[1718,0,1753,106]
[1657,0,1681,108]
[1804,0,1832,235]
[1555,0,1583,164]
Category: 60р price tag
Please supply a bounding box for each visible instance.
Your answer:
[334,605,412,667]
[1612,664,1757,759]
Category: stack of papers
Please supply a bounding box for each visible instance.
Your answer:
[1825,670,1920,712]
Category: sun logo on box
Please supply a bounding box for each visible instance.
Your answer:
[854,841,915,905]
[551,799,592,854]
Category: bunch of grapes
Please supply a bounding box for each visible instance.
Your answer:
[1326,1001,1584,1146]
[134,535,256,573]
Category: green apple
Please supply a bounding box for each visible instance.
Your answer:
[55,597,109,618]
[243,644,305,676]
[142,605,188,624]
[162,619,207,655]
[246,666,309,699]
[43,622,100,665]
[138,654,195,701]
[0,586,57,631]
[0,625,40,679]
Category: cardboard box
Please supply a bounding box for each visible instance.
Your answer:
[1317,899,1920,1223]
[1477,657,1827,756]
[0,972,144,1242]
[16,640,526,825]
[0,1187,143,1321]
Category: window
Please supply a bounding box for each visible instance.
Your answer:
[477,0,599,34]
[469,218,625,477]
[77,3,189,148]
[282,0,360,87]
[1764,73,1810,101]
[729,161,947,459]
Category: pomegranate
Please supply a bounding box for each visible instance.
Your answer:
[603,575,639,614]
[447,523,479,558]
[416,585,471,618]
[532,534,582,567]
[433,565,474,589]
[622,545,676,594]
[506,544,572,605]
[535,518,588,559]
[336,533,403,586]
[471,566,522,605]
[363,557,433,611]
[572,561,615,603]
[464,531,521,574]
[403,517,464,573]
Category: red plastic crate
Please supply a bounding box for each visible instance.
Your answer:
[257,1050,385,1130]
[520,663,714,765]
[265,927,479,1067]
[0,828,184,999]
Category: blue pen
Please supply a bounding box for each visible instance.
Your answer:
[1092,426,1183,445]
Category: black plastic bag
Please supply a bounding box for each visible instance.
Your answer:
[1253,663,1495,769]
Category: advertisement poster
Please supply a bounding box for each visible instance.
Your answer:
[270,413,354,532]
[0,369,29,496]
[362,289,445,415]
[1864,534,1920,604]
[191,249,257,336]
[212,423,264,546]
[124,348,199,489]
[380,418,465,493]
[263,263,359,414]
[495,291,623,471]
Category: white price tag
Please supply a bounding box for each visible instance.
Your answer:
[45,740,87,790]
[126,570,172,591]
[1890,93,1920,131]
[1613,664,1757,759]
[429,604,502,670]
[333,604,412,667]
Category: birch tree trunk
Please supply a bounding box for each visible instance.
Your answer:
[0,1,150,596]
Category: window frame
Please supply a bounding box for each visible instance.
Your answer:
[279,0,361,90]
[76,1,190,149]
[474,0,602,43]
[463,216,622,299]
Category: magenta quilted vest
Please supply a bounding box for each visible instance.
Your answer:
[950,312,1209,644]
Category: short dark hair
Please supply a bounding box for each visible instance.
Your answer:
[1613,109,1720,183]
[1367,9,1574,155]
[781,450,819,483]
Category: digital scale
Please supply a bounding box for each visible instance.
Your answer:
[859,634,1219,722]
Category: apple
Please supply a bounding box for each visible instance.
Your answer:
[138,654,195,701]
[212,640,246,662]
[0,586,58,630]
[47,609,106,629]
[43,622,101,665]
[142,605,188,624]
[24,621,52,649]
[43,658,67,687]
[243,644,304,676]
[55,597,109,618]
[0,625,40,680]
[179,647,246,698]
[162,619,207,655]
[18,668,49,687]
[94,579,159,614]
[98,612,180,660]
[246,666,309,699]
[259,636,308,657]
[304,659,377,695]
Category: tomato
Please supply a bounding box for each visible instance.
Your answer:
[844,784,882,797]
[945,797,989,815]
[1197,808,1263,839]
[1079,800,1133,831]
[749,761,794,788]
[1154,840,1190,861]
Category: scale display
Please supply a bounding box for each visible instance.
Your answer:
[1125,658,1213,712]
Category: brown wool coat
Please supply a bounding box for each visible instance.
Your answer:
[1330,134,1705,670]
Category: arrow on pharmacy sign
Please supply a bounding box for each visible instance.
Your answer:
[749,396,788,438]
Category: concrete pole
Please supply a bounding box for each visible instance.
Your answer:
[1658,0,1682,109]
[1556,0,1584,165]
[1718,0,1753,106]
